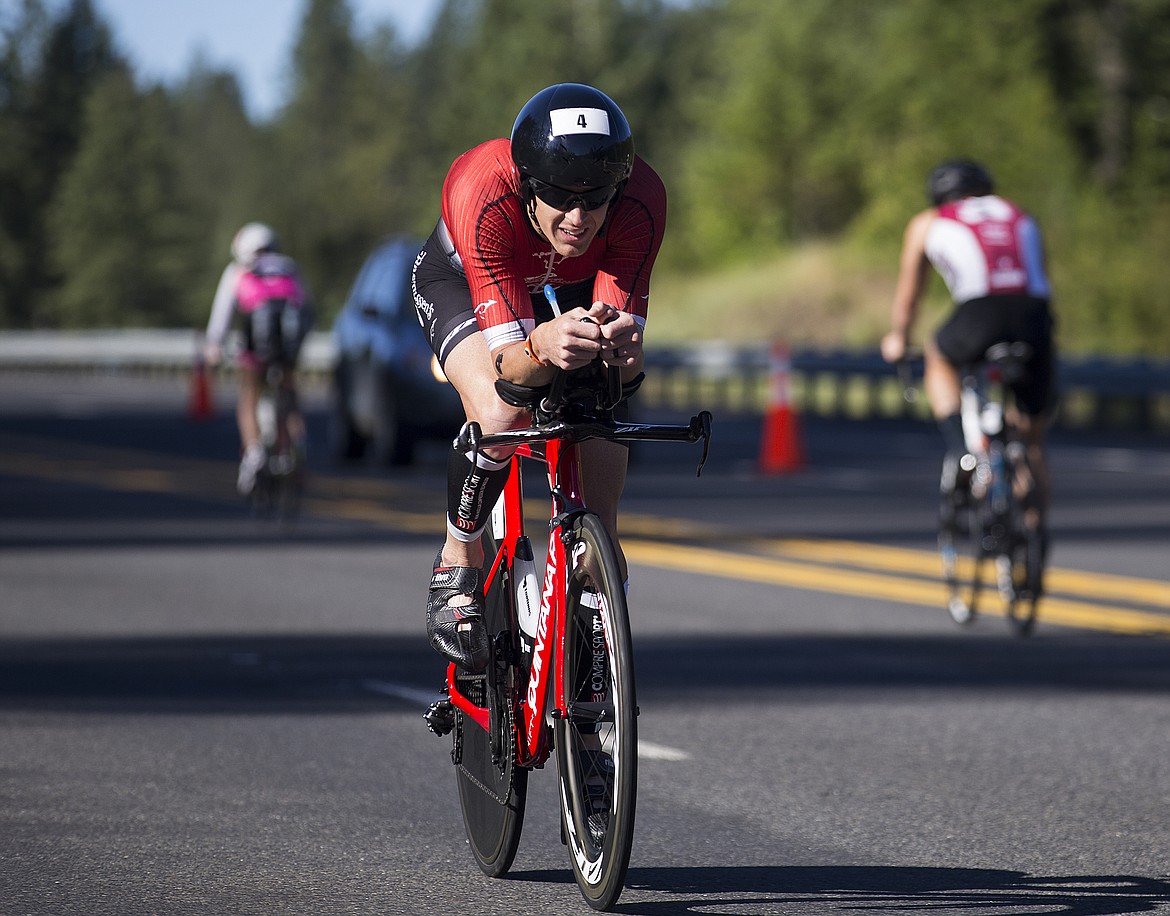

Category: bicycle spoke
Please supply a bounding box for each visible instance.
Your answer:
[555,514,636,911]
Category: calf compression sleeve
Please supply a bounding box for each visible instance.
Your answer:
[447,449,511,542]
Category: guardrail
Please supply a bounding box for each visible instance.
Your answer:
[0,329,335,375]
[1,330,1167,433]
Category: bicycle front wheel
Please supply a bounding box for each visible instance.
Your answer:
[554,513,637,912]
[453,526,527,877]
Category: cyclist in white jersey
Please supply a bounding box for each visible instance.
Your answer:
[881,160,1055,543]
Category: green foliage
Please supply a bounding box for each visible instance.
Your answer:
[0,0,121,325]
[48,72,195,326]
[2,0,1169,354]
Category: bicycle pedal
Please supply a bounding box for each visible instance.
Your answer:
[423,699,455,736]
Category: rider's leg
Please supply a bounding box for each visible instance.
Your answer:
[235,364,267,494]
[580,439,629,582]
[425,331,527,671]
[924,338,962,420]
[1012,410,1050,527]
[277,369,305,454]
[237,365,262,452]
[924,339,967,491]
[438,330,528,572]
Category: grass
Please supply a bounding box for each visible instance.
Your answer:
[647,240,951,350]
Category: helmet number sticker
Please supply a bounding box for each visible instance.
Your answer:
[550,107,610,137]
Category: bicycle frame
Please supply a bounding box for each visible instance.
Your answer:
[443,408,711,768]
[960,365,1006,513]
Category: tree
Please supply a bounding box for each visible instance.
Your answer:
[170,60,265,321]
[49,71,193,327]
[0,0,48,325]
[276,0,371,315]
[1,0,120,326]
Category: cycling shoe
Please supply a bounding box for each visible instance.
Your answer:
[426,553,490,673]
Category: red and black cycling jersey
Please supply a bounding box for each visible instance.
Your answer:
[440,137,667,353]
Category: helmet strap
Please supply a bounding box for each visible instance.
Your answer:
[525,191,550,244]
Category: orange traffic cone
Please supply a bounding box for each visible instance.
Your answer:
[187,351,214,422]
[759,342,804,473]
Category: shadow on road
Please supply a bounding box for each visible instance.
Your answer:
[636,631,1170,696]
[0,634,443,714]
[597,865,1170,915]
[2,628,1169,715]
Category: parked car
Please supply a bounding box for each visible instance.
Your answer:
[329,237,463,466]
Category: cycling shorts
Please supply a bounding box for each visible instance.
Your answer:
[412,223,593,369]
[238,300,309,372]
[934,294,1056,416]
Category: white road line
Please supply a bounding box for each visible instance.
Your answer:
[362,679,444,706]
[638,741,691,761]
[363,679,690,761]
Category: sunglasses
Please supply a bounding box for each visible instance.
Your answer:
[529,179,616,212]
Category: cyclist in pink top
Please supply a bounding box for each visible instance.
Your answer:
[413,83,667,671]
[881,161,1055,548]
[205,223,312,495]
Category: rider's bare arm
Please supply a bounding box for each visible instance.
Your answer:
[882,208,935,364]
[493,301,643,385]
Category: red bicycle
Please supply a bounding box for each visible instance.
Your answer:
[425,362,711,911]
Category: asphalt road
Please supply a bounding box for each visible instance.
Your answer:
[2,371,1170,916]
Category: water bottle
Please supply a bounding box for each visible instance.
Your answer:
[960,389,983,454]
[981,401,1003,436]
[514,536,540,661]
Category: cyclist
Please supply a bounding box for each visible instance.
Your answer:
[413,83,666,672]
[205,222,312,495]
[880,160,1055,560]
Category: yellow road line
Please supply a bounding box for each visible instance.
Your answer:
[6,442,1170,636]
[623,540,1170,637]
[759,538,1170,610]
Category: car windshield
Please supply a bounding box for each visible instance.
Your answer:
[351,243,413,326]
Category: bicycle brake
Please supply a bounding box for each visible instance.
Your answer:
[692,410,713,477]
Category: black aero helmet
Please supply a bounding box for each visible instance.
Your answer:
[927,160,995,205]
[511,83,634,193]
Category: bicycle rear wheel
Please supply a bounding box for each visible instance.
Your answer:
[939,486,984,626]
[453,528,527,877]
[1003,518,1043,637]
[554,513,636,911]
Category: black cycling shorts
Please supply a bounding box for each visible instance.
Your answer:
[412,222,593,369]
[934,294,1056,416]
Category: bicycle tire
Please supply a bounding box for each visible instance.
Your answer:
[554,512,637,911]
[1006,531,1043,636]
[1004,513,1043,638]
[453,525,527,878]
[991,444,1040,637]
[248,465,276,519]
[939,486,983,626]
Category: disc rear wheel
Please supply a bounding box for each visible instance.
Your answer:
[453,527,527,877]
